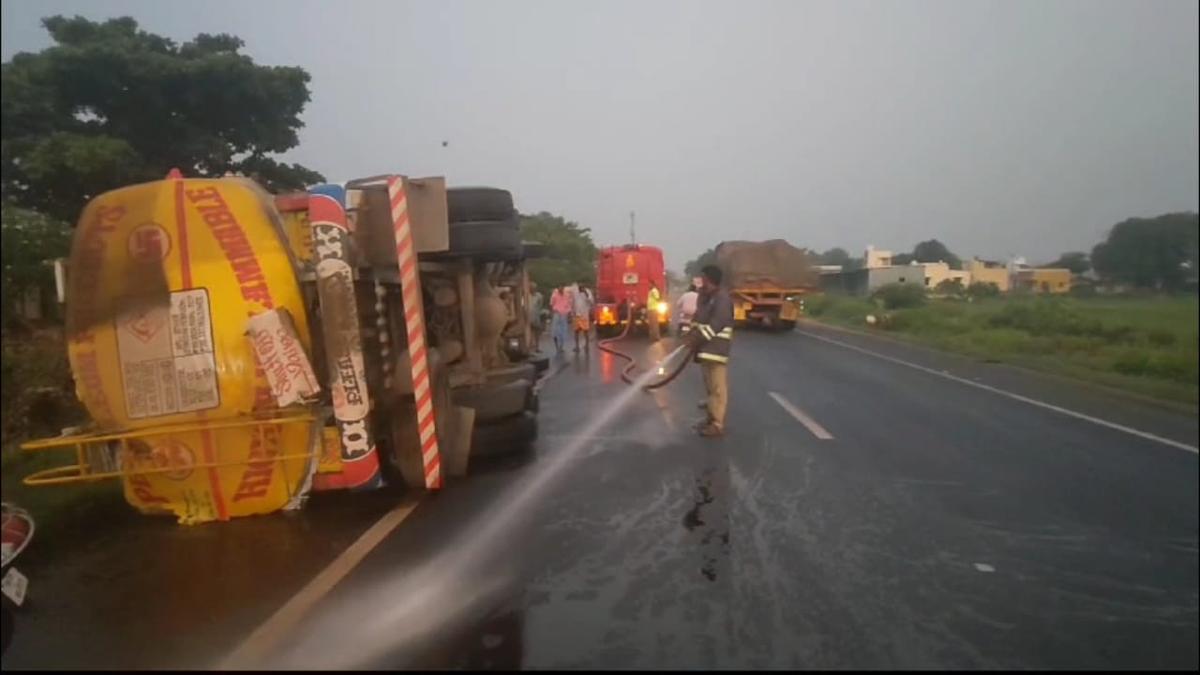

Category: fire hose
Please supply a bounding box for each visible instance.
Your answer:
[597,305,694,390]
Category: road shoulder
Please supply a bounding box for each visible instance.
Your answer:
[795,320,1199,450]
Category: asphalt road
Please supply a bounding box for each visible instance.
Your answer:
[252,325,1199,670]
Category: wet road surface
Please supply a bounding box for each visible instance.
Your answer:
[268,326,1198,670]
[4,324,1197,670]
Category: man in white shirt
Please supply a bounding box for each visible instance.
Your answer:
[675,282,699,335]
[571,281,595,352]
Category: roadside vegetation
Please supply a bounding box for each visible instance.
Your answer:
[806,291,1200,406]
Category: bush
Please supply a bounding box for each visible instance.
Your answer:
[805,294,834,317]
[966,281,1001,299]
[934,278,965,297]
[872,283,926,310]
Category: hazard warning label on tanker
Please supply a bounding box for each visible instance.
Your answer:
[116,289,219,419]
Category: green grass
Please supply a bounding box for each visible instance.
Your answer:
[805,293,1200,406]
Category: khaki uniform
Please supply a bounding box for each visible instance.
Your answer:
[688,288,734,430]
[701,360,728,428]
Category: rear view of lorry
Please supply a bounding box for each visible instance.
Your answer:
[716,239,817,331]
[594,244,670,336]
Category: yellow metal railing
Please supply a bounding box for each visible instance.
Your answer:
[19,409,319,487]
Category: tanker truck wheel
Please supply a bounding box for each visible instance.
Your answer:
[470,411,538,459]
[447,187,515,223]
[780,319,797,331]
[385,363,453,491]
[1,599,13,657]
[447,219,522,259]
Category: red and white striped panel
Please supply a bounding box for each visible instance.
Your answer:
[387,176,442,490]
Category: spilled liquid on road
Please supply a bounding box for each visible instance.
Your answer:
[269,346,690,669]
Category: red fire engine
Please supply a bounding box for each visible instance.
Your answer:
[593,244,670,337]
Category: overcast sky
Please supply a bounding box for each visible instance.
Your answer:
[3,0,1197,269]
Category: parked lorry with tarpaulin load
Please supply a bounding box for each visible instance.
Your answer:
[19,173,544,524]
[715,239,818,331]
[593,244,670,337]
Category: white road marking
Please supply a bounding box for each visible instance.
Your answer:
[974,563,996,573]
[768,391,834,440]
[799,330,1199,455]
[220,498,422,669]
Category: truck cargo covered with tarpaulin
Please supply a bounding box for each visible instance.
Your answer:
[715,239,818,330]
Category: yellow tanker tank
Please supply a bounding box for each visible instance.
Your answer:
[29,173,322,524]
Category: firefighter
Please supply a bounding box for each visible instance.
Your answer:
[647,280,663,342]
[684,265,733,438]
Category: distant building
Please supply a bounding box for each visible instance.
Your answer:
[1014,267,1072,294]
[920,261,970,290]
[821,263,925,295]
[966,257,1010,292]
[865,245,893,269]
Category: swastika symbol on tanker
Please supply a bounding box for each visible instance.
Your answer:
[124,308,165,344]
[128,223,171,262]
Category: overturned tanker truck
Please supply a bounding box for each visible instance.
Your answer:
[20,172,545,524]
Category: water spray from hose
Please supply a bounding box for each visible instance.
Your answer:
[266,345,691,669]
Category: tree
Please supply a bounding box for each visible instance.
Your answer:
[520,211,597,291]
[892,253,915,266]
[911,239,962,269]
[872,282,926,309]
[1,16,323,222]
[966,281,1001,299]
[1091,212,1198,290]
[817,247,851,267]
[1,202,71,323]
[933,278,965,297]
[1045,251,1090,275]
[684,246,717,278]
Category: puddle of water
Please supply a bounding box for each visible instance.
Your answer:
[268,347,689,669]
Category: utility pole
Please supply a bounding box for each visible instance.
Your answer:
[629,211,636,246]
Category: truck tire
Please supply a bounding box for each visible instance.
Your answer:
[452,378,531,423]
[529,353,549,375]
[386,363,453,490]
[447,187,515,223]
[486,362,537,385]
[1,600,12,657]
[448,219,522,258]
[780,319,797,331]
[470,411,538,459]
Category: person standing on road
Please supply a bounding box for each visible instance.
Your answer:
[572,281,595,352]
[684,265,734,438]
[647,280,663,342]
[550,284,572,354]
[529,282,545,351]
[675,283,699,336]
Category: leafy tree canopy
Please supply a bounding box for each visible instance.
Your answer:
[520,211,597,291]
[2,15,324,221]
[1045,251,1091,275]
[1,202,71,321]
[684,247,717,278]
[911,239,962,269]
[1091,213,1198,290]
[817,247,851,267]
